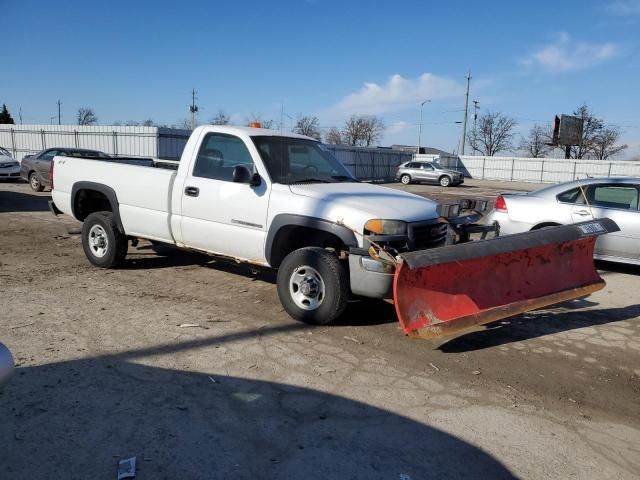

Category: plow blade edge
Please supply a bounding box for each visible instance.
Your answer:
[393,219,619,339]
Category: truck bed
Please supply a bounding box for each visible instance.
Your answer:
[52,155,179,243]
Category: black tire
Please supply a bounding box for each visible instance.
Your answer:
[439,175,451,187]
[400,174,411,185]
[277,247,349,325]
[81,211,128,268]
[29,172,44,192]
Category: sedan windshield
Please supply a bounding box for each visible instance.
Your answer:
[251,136,356,184]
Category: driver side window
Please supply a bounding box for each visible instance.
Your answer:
[193,133,254,181]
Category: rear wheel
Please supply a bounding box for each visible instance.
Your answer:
[439,176,451,187]
[29,172,44,192]
[81,211,128,268]
[277,247,349,325]
[400,174,411,185]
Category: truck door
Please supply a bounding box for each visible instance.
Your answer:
[179,132,270,262]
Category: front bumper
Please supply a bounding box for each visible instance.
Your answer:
[348,254,395,299]
[0,167,20,179]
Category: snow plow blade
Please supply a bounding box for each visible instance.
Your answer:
[393,219,619,339]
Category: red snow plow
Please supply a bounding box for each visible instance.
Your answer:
[392,218,619,339]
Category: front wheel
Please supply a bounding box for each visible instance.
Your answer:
[277,247,349,325]
[81,211,128,268]
[439,176,451,187]
[29,172,44,192]
[400,174,411,185]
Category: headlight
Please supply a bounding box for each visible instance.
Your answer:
[364,219,407,235]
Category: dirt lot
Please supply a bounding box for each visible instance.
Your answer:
[1,180,639,479]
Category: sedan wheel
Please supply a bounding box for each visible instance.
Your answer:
[29,173,44,192]
[400,174,411,185]
[439,176,451,187]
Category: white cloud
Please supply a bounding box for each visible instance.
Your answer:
[331,73,463,115]
[608,0,640,15]
[520,33,619,74]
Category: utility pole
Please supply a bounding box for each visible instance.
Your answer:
[417,99,430,155]
[57,99,62,125]
[472,100,480,155]
[280,104,284,134]
[18,107,23,124]
[458,71,471,156]
[189,88,198,130]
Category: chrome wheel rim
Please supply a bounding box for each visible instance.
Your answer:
[401,175,410,185]
[30,175,39,189]
[441,177,450,186]
[88,224,109,258]
[289,265,325,311]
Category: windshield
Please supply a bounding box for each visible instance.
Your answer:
[251,136,356,184]
[0,147,11,157]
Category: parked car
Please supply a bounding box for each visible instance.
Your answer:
[21,148,110,191]
[0,342,14,389]
[485,177,640,265]
[395,161,464,187]
[0,147,21,182]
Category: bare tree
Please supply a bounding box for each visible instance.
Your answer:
[142,119,156,127]
[566,104,604,159]
[173,118,193,130]
[210,110,231,125]
[294,115,321,140]
[468,111,517,156]
[342,115,385,147]
[324,127,343,145]
[554,104,628,160]
[519,124,551,158]
[77,107,97,126]
[592,126,628,160]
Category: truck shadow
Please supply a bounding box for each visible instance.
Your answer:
[439,303,640,353]
[596,260,640,276]
[0,189,50,213]
[0,326,516,479]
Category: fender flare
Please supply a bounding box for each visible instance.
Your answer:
[71,181,125,234]
[265,214,358,266]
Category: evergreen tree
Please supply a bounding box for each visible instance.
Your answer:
[0,104,15,124]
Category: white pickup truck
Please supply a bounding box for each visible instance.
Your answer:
[50,125,469,325]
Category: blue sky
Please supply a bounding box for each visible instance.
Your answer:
[2,0,639,157]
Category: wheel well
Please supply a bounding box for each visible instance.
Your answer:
[531,222,561,230]
[269,226,347,268]
[73,189,113,222]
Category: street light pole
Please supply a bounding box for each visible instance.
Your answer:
[417,99,430,155]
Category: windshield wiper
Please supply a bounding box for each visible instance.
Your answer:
[331,175,358,182]
[290,178,332,184]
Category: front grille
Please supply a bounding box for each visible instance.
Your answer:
[409,221,448,249]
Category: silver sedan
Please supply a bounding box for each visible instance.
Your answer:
[485,177,640,265]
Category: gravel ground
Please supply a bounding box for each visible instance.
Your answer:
[1,180,639,479]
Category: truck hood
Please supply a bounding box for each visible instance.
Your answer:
[288,182,439,222]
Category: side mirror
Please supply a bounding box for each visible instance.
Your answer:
[232,165,261,187]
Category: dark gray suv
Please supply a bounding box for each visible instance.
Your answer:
[395,161,464,187]
[20,148,110,191]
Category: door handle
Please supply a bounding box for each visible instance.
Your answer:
[574,209,590,216]
[184,186,199,197]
